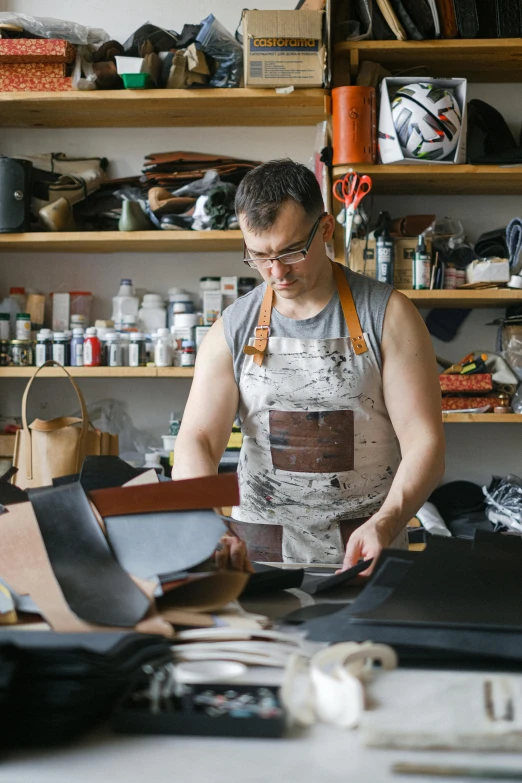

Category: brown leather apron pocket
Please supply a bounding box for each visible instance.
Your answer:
[228,521,283,562]
[269,410,354,473]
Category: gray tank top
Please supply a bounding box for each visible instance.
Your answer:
[223,265,393,383]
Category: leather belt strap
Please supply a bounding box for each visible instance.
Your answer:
[330,261,368,356]
[244,261,367,366]
[243,284,274,367]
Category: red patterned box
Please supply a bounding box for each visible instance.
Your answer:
[0,63,72,91]
[442,396,504,411]
[0,38,76,64]
[439,374,493,393]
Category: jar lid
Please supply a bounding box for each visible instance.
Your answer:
[11,339,32,344]
[0,313,10,320]
[9,287,25,294]
[169,293,192,301]
[130,332,145,340]
[16,312,30,319]
[37,329,53,338]
[182,340,195,348]
[53,332,66,339]
[145,452,160,465]
[120,278,133,285]
[69,291,92,296]
[86,327,98,336]
[71,313,86,321]
[238,277,257,284]
[72,327,84,336]
[200,277,221,282]
[105,332,119,341]
[167,287,188,295]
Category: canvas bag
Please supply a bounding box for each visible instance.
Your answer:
[12,361,118,489]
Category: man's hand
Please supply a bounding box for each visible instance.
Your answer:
[215,533,254,573]
[338,518,399,575]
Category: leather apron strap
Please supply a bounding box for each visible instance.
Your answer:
[243,262,368,366]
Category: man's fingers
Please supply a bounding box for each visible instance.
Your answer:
[340,537,362,573]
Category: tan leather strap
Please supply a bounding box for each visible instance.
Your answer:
[21,360,90,481]
[243,284,274,367]
[243,262,367,367]
[331,261,368,355]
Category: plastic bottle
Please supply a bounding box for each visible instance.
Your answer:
[70,313,86,331]
[129,332,147,367]
[144,452,165,476]
[111,278,139,323]
[139,294,167,334]
[0,295,21,338]
[413,234,431,290]
[0,313,10,341]
[167,288,194,329]
[84,327,101,367]
[375,211,395,286]
[104,332,123,367]
[15,312,31,340]
[70,327,85,367]
[9,287,26,312]
[154,328,172,367]
[52,332,68,366]
[35,329,53,367]
[181,339,196,367]
[121,314,138,332]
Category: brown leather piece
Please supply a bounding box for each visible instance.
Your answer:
[332,86,377,166]
[390,214,435,237]
[147,187,196,215]
[144,151,259,167]
[434,0,458,37]
[228,521,283,562]
[330,262,368,355]
[269,410,355,473]
[90,472,240,518]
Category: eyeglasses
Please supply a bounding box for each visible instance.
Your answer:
[243,212,327,270]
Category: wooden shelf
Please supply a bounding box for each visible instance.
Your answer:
[335,39,522,82]
[0,367,194,378]
[332,164,522,195]
[0,88,328,129]
[400,289,522,308]
[443,413,522,423]
[0,230,243,254]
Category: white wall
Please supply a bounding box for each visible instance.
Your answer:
[1,0,521,485]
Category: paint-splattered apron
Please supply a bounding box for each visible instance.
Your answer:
[230,262,404,564]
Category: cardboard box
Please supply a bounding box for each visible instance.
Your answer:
[378,77,467,165]
[243,9,325,88]
[0,38,76,64]
[0,63,71,92]
[348,237,432,289]
[439,374,493,393]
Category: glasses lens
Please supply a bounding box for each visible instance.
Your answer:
[278,251,305,265]
[244,257,272,269]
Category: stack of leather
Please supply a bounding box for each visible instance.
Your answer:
[142,152,259,190]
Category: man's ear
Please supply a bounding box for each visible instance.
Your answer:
[322,214,336,243]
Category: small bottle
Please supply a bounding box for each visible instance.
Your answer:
[154,328,172,367]
[35,329,53,367]
[16,312,31,340]
[180,339,196,367]
[413,234,431,290]
[52,332,68,366]
[70,327,85,367]
[84,327,101,367]
[455,269,466,288]
[444,266,457,290]
[375,211,395,286]
[70,313,86,331]
[104,332,123,367]
[144,452,165,476]
[121,314,138,332]
[129,332,147,367]
[0,313,10,341]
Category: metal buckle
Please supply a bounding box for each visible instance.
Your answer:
[254,325,270,341]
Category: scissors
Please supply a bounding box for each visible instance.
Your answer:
[333,170,372,263]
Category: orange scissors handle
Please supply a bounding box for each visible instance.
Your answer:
[333,172,372,211]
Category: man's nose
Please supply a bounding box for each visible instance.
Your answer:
[271,260,289,279]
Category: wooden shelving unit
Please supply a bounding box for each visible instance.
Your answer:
[0,88,328,129]
[443,413,522,423]
[0,230,243,254]
[401,289,522,309]
[332,164,522,196]
[0,367,195,379]
[335,39,522,82]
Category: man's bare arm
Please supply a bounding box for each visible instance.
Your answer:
[173,319,239,479]
[342,290,445,570]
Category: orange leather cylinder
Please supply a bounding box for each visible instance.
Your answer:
[332,86,377,165]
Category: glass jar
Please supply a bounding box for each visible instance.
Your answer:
[0,340,10,366]
[52,332,69,366]
[104,332,123,367]
[10,339,34,366]
[16,312,31,340]
[129,332,147,367]
[35,329,53,367]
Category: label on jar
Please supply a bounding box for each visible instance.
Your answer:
[155,343,171,367]
[181,351,195,367]
[0,321,9,341]
[74,343,84,367]
[16,320,31,340]
[108,344,121,367]
[84,341,93,365]
[128,342,142,367]
[53,343,65,365]
[36,343,48,367]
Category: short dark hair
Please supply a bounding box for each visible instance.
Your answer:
[235,159,324,233]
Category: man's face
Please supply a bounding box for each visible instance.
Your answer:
[239,200,335,300]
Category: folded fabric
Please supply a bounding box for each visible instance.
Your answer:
[474,227,508,259]
[506,217,522,271]
[425,308,471,342]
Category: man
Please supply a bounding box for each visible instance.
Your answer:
[174,159,445,571]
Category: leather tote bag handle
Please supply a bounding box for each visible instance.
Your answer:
[21,360,90,481]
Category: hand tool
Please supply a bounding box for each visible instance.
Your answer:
[333,169,372,264]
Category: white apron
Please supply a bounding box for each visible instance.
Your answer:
[231,263,404,564]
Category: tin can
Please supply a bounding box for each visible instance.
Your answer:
[10,339,34,366]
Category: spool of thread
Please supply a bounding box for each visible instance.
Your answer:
[332,86,376,165]
[508,275,522,289]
